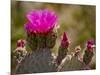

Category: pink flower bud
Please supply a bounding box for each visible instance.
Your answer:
[61,32,69,48]
[87,39,95,52]
[17,39,26,48]
[83,39,95,65]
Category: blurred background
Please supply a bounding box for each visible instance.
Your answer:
[11,0,96,71]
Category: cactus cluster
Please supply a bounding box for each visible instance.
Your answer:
[12,9,96,74]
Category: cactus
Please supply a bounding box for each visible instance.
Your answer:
[16,48,57,74]
[58,55,85,71]
[12,9,96,74]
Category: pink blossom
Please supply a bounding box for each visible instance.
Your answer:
[24,9,58,34]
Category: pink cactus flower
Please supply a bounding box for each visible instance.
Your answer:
[24,9,58,34]
[61,32,69,48]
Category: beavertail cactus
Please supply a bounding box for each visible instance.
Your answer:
[16,48,57,74]
[58,55,85,71]
[13,9,96,74]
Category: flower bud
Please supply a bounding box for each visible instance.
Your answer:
[14,39,27,64]
[61,32,69,48]
[17,39,26,48]
[87,40,95,51]
[56,32,69,65]
[83,39,95,65]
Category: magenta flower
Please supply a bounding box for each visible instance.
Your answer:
[24,9,58,34]
[87,39,95,51]
[61,32,69,48]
